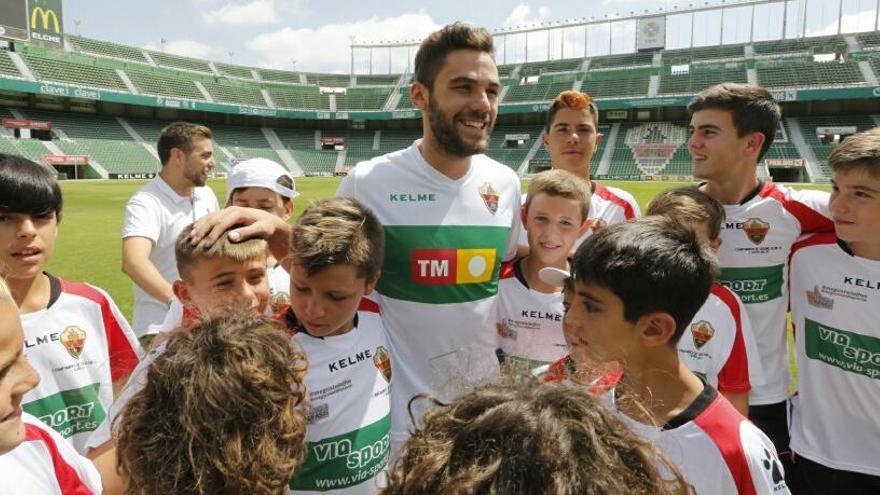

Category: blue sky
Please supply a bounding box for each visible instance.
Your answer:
[63,0,880,73]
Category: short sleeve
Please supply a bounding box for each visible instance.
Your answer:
[121,194,161,241]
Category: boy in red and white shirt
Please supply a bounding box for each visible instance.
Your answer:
[0,154,142,454]
[647,186,763,416]
[565,217,789,494]
[787,128,880,493]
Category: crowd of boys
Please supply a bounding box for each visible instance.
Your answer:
[0,20,876,495]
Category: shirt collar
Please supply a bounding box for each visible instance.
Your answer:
[154,175,193,206]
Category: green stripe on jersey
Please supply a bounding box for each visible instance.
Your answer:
[377,225,510,304]
[805,319,880,380]
[290,414,391,491]
[719,264,784,304]
[22,383,105,438]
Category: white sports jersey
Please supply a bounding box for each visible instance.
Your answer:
[289,300,391,494]
[517,181,640,248]
[679,282,764,393]
[337,140,522,449]
[0,413,102,494]
[789,234,880,476]
[714,182,831,405]
[605,383,790,495]
[21,275,143,454]
[495,259,567,366]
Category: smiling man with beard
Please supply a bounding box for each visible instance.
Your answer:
[337,22,523,456]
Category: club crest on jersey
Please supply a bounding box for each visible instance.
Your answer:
[479,182,499,215]
[373,346,391,382]
[743,217,770,245]
[59,325,86,359]
[271,291,290,314]
[690,320,714,350]
[806,285,834,309]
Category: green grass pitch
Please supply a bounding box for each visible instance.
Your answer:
[48,177,829,323]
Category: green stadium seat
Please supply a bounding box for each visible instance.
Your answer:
[304,73,350,87]
[589,52,653,69]
[202,79,266,106]
[752,35,845,56]
[19,47,128,92]
[756,56,863,88]
[662,44,745,65]
[214,62,255,80]
[519,58,584,77]
[0,50,23,78]
[147,51,213,73]
[659,62,747,95]
[67,35,150,64]
[335,87,392,111]
[258,68,302,84]
[265,83,324,109]
[503,82,573,103]
[581,68,652,99]
[355,74,400,86]
[126,67,205,100]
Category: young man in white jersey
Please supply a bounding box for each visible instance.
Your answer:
[0,275,103,493]
[0,154,142,454]
[284,198,391,494]
[565,217,789,495]
[335,22,522,452]
[496,170,591,369]
[517,90,639,252]
[121,122,219,339]
[787,128,880,493]
[152,157,297,332]
[687,83,832,453]
[647,186,763,416]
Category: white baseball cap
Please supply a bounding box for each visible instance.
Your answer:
[538,266,571,288]
[226,158,298,205]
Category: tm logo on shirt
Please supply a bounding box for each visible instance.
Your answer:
[411,248,496,285]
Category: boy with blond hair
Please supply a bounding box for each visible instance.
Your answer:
[647,186,764,416]
[496,169,591,368]
[787,128,880,492]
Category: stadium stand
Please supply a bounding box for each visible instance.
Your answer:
[503,81,573,103]
[274,127,337,175]
[659,62,747,95]
[67,35,150,64]
[210,124,284,167]
[752,35,846,56]
[519,58,584,77]
[126,66,205,100]
[662,44,745,65]
[0,50,22,78]
[857,31,880,49]
[258,68,303,84]
[334,87,393,111]
[146,50,213,73]
[355,74,400,86]
[799,115,877,177]
[580,68,653,98]
[756,56,864,88]
[266,83,325,110]
[305,73,351,87]
[484,125,536,171]
[214,62,257,80]
[202,79,267,106]
[589,51,653,69]
[18,46,128,92]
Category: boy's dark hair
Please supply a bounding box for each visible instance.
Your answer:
[383,375,690,495]
[414,22,494,90]
[0,153,62,216]
[571,217,717,344]
[157,121,213,166]
[828,127,880,177]
[115,312,308,495]
[646,186,726,241]
[687,83,781,161]
[289,197,384,280]
[545,90,599,131]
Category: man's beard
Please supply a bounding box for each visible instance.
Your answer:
[184,165,207,187]
[427,94,493,158]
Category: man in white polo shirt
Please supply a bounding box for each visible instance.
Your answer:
[121,122,219,339]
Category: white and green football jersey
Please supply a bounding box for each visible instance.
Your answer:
[289,300,392,494]
[337,140,522,450]
[714,182,830,405]
[789,234,880,476]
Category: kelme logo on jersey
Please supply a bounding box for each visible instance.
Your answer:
[60,325,86,359]
[23,383,105,439]
[379,225,510,304]
[373,346,391,382]
[479,182,499,215]
[411,248,496,285]
[743,217,770,245]
[805,318,880,380]
[691,320,715,350]
[290,414,391,491]
[806,285,834,309]
[719,265,784,304]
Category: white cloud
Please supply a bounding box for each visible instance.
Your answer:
[201,0,285,26]
[246,11,441,73]
[503,5,550,29]
[142,39,223,60]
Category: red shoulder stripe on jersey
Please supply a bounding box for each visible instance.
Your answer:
[693,395,758,495]
[759,183,833,235]
[711,283,751,393]
[60,280,139,383]
[594,183,637,219]
[499,259,517,280]
[24,423,94,494]
[358,298,381,314]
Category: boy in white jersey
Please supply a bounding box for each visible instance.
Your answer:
[647,186,763,416]
[687,83,831,453]
[284,198,391,494]
[516,90,639,253]
[0,276,102,493]
[0,153,142,454]
[565,217,789,495]
[153,158,297,332]
[787,128,880,493]
[496,169,591,368]
[115,312,308,495]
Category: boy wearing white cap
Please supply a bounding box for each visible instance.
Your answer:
[149,158,298,334]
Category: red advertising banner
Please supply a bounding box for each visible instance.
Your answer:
[3,118,52,130]
[43,154,89,165]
